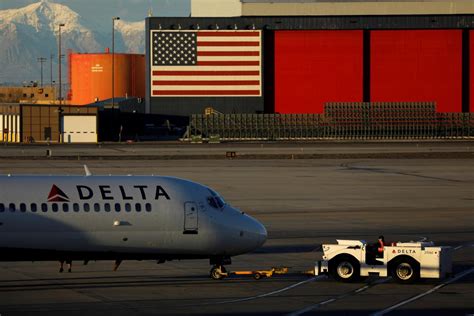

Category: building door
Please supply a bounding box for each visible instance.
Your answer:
[184,202,198,234]
[61,115,97,143]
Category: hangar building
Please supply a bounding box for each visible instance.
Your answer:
[145,0,474,117]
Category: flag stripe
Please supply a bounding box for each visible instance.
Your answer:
[153,80,260,86]
[198,41,260,47]
[197,31,260,37]
[197,61,260,66]
[198,46,260,52]
[153,70,260,76]
[153,90,261,96]
[197,51,260,56]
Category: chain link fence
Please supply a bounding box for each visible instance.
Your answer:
[187,102,474,141]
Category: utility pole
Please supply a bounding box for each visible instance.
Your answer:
[37,57,47,88]
[112,16,120,109]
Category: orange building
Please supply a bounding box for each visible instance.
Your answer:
[68,51,145,105]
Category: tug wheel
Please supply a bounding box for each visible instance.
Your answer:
[390,257,420,284]
[330,256,361,283]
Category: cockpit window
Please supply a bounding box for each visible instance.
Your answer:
[207,189,226,209]
[207,196,219,209]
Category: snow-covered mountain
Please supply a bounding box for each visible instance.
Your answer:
[0,0,145,84]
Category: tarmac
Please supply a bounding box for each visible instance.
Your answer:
[0,141,473,315]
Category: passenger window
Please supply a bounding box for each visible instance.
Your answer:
[41,203,48,212]
[30,203,37,212]
[20,203,27,212]
[63,204,69,212]
[0,203,4,212]
[145,203,152,212]
[83,203,90,212]
[52,203,59,212]
[135,203,141,212]
[9,203,15,212]
[125,203,131,212]
[73,203,79,212]
[94,203,100,212]
[115,203,121,212]
[104,203,111,212]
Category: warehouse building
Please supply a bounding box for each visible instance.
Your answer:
[145,0,474,117]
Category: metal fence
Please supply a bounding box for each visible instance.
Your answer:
[188,102,474,141]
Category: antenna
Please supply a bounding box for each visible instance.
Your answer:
[84,165,92,176]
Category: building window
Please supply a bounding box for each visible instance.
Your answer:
[83,203,90,212]
[52,203,59,212]
[31,203,37,212]
[41,203,48,212]
[73,203,80,212]
[135,203,141,212]
[145,203,152,212]
[0,203,4,212]
[30,93,34,98]
[20,203,27,212]
[63,204,69,212]
[23,93,27,98]
[115,203,121,212]
[9,203,15,212]
[104,203,111,212]
[45,94,49,97]
[125,203,131,212]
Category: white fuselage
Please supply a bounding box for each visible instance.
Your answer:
[0,175,267,262]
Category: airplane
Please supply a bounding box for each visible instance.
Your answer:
[0,167,267,279]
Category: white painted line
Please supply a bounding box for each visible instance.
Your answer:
[370,268,474,316]
[193,275,327,306]
[454,245,463,250]
[288,278,391,316]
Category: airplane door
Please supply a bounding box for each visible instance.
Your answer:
[184,202,198,234]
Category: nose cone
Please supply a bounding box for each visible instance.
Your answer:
[245,215,267,250]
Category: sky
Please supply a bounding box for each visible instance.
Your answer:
[0,0,190,26]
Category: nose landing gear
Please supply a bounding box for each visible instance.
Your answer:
[210,265,228,280]
[210,256,231,280]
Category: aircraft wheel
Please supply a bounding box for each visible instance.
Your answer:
[210,266,225,280]
[390,258,419,284]
[253,273,262,280]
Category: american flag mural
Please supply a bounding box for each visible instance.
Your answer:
[150,30,262,97]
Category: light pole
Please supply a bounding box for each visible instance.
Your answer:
[112,16,120,109]
[57,23,65,143]
[50,53,54,88]
[37,57,47,87]
[58,23,65,105]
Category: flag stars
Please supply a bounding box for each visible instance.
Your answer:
[152,31,198,66]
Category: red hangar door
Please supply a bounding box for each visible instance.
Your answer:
[273,30,364,114]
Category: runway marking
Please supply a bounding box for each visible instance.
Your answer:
[454,245,463,250]
[287,278,391,316]
[191,275,326,306]
[370,267,474,316]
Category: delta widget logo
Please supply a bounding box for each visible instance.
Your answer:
[47,184,70,202]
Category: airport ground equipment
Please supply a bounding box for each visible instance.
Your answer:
[187,102,474,142]
[313,240,453,283]
[211,266,289,280]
